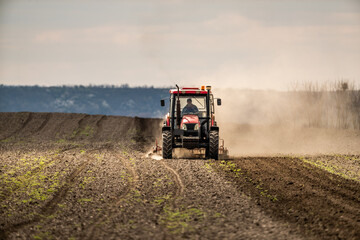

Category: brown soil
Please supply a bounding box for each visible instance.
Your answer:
[213,157,360,240]
[0,112,161,150]
[0,112,359,239]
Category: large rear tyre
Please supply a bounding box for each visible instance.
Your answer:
[209,130,219,160]
[162,131,173,159]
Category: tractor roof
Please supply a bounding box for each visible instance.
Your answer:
[169,87,210,95]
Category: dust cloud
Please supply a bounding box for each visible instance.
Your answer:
[214,86,360,156]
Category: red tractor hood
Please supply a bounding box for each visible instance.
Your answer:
[181,115,200,127]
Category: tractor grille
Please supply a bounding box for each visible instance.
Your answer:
[182,136,199,149]
[185,123,196,130]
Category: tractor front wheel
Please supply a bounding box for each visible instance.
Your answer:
[209,130,219,160]
[162,131,173,159]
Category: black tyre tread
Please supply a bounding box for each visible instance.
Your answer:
[162,131,172,159]
[209,131,219,160]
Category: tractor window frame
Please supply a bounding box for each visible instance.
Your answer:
[170,94,209,120]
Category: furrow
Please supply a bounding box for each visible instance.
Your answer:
[2,150,99,237]
[0,112,33,141]
[161,160,185,201]
[85,151,139,240]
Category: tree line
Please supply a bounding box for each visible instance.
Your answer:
[0,85,170,118]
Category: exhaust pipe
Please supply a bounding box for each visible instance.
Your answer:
[175,84,181,129]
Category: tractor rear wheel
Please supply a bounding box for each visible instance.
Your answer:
[209,130,219,160]
[162,131,172,159]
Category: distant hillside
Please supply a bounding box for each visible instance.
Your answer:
[0,85,169,118]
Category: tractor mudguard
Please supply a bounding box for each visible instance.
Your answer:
[162,126,171,131]
[210,126,219,131]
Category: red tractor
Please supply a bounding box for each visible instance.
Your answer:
[159,85,226,160]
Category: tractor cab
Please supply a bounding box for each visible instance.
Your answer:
[159,85,224,159]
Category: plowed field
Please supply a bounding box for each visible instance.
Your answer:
[1,112,359,240]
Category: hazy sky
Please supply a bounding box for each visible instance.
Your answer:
[0,0,359,90]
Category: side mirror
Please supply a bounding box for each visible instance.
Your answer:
[217,99,222,106]
[160,99,165,107]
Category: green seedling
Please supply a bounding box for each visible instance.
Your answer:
[159,206,205,234]
[79,176,95,189]
[1,152,66,217]
[154,195,171,205]
[78,198,93,202]
[301,157,359,182]
[56,138,66,143]
[217,160,279,202]
[213,212,224,218]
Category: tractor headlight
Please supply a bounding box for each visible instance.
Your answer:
[182,123,199,130]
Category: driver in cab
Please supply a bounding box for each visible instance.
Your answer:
[182,98,199,115]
